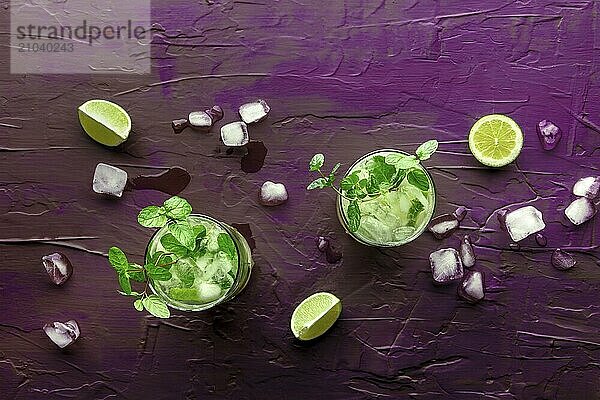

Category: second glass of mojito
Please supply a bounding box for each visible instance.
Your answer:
[337,149,436,247]
[146,214,253,311]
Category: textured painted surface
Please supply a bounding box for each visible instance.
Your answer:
[1,1,600,399]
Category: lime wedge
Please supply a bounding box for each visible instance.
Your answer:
[468,114,523,167]
[291,292,341,341]
[169,288,200,302]
[78,100,131,147]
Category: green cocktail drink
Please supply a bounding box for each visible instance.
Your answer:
[336,149,436,247]
[146,214,253,311]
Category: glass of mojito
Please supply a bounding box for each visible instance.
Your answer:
[337,149,435,246]
[307,141,438,248]
[146,214,253,311]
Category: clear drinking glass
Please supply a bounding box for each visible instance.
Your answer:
[146,214,253,311]
[336,149,436,247]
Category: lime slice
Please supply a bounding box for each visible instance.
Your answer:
[291,292,342,341]
[169,288,200,302]
[78,100,131,147]
[468,114,523,167]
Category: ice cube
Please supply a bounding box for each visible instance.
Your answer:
[316,236,343,264]
[259,181,288,206]
[188,111,212,129]
[459,235,476,268]
[220,122,249,147]
[505,206,545,242]
[428,214,459,239]
[536,120,562,151]
[42,253,73,285]
[564,197,596,225]
[43,320,80,348]
[572,176,600,199]
[535,233,547,247]
[429,248,464,284]
[458,270,485,303]
[551,248,576,271]
[196,282,223,303]
[206,105,224,124]
[453,206,468,222]
[171,118,189,134]
[239,99,270,124]
[93,163,127,198]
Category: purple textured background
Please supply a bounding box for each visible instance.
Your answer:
[1,1,600,399]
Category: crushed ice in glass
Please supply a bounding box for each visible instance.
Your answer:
[42,253,73,285]
[428,214,459,239]
[239,99,270,124]
[453,206,468,222]
[536,120,562,151]
[572,176,600,199]
[43,320,80,348]
[188,111,212,129]
[551,248,576,271]
[220,122,249,147]
[564,197,596,225]
[93,163,128,198]
[259,181,288,206]
[505,206,545,242]
[460,235,476,268]
[458,270,485,303]
[429,248,464,284]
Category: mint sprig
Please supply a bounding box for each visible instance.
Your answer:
[307,140,438,232]
[108,196,204,319]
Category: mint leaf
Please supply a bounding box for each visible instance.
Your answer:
[193,225,207,251]
[108,247,129,273]
[133,299,144,311]
[145,263,173,281]
[128,263,146,282]
[169,222,196,250]
[309,154,324,171]
[366,156,396,186]
[407,169,430,191]
[307,178,329,190]
[160,234,189,257]
[175,259,196,287]
[329,163,342,176]
[138,206,168,228]
[347,200,361,232]
[340,172,359,190]
[142,295,170,318]
[118,273,131,294]
[386,153,420,169]
[416,140,438,161]
[163,196,192,220]
[217,233,237,260]
[159,255,174,269]
[407,198,424,225]
[193,225,206,239]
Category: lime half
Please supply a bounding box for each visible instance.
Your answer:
[78,99,131,147]
[468,114,523,167]
[291,292,342,341]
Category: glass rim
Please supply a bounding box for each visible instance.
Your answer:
[145,213,244,311]
[336,148,436,247]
